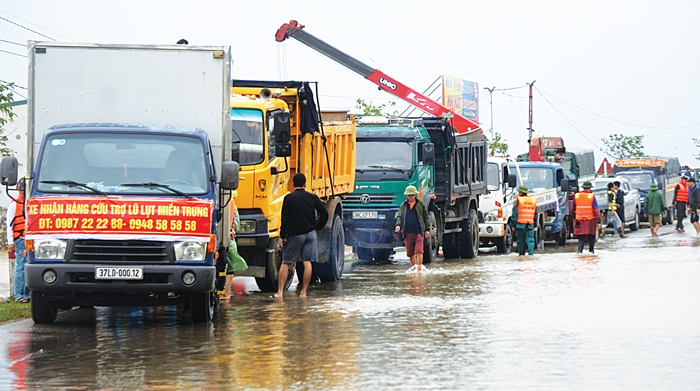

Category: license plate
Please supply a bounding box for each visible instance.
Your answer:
[95,267,144,280]
[353,211,378,219]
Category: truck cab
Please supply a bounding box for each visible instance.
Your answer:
[478,157,517,253]
[343,117,434,262]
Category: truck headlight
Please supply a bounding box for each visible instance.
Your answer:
[34,239,67,260]
[174,242,206,261]
[239,220,257,233]
[484,210,500,222]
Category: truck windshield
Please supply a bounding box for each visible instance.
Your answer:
[516,167,554,191]
[36,133,208,195]
[487,162,500,191]
[231,108,264,166]
[615,173,654,190]
[356,140,413,171]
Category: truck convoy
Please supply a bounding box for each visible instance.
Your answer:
[0,42,239,324]
[613,156,681,224]
[276,21,488,262]
[229,80,355,291]
[343,116,487,262]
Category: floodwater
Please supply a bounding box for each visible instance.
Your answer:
[0,226,699,390]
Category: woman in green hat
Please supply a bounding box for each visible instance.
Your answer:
[395,185,430,270]
[643,183,664,237]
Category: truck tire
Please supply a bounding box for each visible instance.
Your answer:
[458,209,479,259]
[630,209,640,231]
[424,210,439,264]
[371,248,392,263]
[495,227,512,254]
[316,215,344,283]
[190,291,215,323]
[255,240,295,293]
[536,217,545,250]
[356,247,372,261]
[556,217,568,246]
[31,291,57,324]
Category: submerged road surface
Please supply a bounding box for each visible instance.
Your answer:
[0,224,698,390]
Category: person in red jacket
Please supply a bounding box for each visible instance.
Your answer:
[673,174,689,232]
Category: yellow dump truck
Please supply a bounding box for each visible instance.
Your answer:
[230,80,355,291]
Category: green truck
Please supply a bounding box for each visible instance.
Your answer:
[343,116,487,263]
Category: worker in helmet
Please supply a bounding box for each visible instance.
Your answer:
[509,185,537,256]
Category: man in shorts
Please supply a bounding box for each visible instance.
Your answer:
[276,173,329,298]
[395,185,430,271]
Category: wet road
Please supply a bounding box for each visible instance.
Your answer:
[0,224,699,390]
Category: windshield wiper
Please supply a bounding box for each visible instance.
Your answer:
[121,182,193,198]
[41,180,108,196]
[367,165,406,172]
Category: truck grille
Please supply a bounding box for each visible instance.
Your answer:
[345,193,395,204]
[71,240,169,264]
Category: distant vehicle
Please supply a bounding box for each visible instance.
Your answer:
[613,156,680,225]
[592,177,641,231]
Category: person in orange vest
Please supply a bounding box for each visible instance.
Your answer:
[509,185,537,255]
[573,181,601,254]
[5,180,29,302]
[673,173,690,232]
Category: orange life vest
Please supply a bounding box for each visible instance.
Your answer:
[516,196,536,225]
[676,180,688,202]
[10,193,25,240]
[574,192,595,221]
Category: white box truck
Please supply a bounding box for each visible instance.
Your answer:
[1,42,242,323]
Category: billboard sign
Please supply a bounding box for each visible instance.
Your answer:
[442,75,479,121]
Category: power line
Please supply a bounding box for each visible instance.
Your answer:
[0,9,72,41]
[534,87,602,149]
[0,80,26,89]
[0,48,25,58]
[0,14,56,41]
[0,39,24,47]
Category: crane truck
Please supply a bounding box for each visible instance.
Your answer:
[276,21,488,261]
[0,42,239,324]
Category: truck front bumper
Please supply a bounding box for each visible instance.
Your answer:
[479,222,506,238]
[343,208,400,248]
[26,264,215,293]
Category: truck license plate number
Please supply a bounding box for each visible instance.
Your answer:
[353,211,378,219]
[95,267,144,280]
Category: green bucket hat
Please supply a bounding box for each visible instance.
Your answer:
[404,185,419,196]
[649,183,659,191]
[516,185,529,194]
[582,181,593,189]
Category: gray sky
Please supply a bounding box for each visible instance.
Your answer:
[2,0,699,167]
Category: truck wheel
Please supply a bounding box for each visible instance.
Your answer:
[31,291,58,324]
[190,291,215,323]
[556,217,568,246]
[255,240,295,293]
[630,209,640,231]
[495,227,512,254]
[458,209,479,259]
[536,217,545,250]
[357,247,372,261]
[423,210,439,264]
[316,215,344,283]
[371,248,392,263]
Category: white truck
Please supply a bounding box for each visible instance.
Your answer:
[0,42,240,324]
[479,157,517,253]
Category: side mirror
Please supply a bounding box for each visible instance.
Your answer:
[220,161,240,190]
[275,143,292,157]
[559,178,569,192]
[1,157,18,187]
[508,174,517,188]
[421,143,435,166]
[274,112,291,144]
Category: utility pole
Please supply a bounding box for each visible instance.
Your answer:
[483,86,496,139]
[527,81,536,146]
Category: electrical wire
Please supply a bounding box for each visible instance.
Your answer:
[0,48,25,58]
[0,80,27,89]
[534,87,603,149]
[0,9,71,41]
[0,15,55,41]
[0,39,24,47]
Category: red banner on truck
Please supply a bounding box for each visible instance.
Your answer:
[25,197,213,242]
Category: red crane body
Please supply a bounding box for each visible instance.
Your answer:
[276,20,482,135]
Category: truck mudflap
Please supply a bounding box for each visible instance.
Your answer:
[25,264,216,293]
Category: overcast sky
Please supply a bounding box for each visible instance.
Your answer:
[1,0,699,167]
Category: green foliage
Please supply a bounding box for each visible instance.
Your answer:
[488,131,509,156]
[601,133,644,160]
[0,83,16,157]
[0,301,31,324]
[354,98,398,117]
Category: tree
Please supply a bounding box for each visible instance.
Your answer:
[354,98,398,117]
[601,133,644,160]
[0,82,16,157]
[488,131,509,156]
